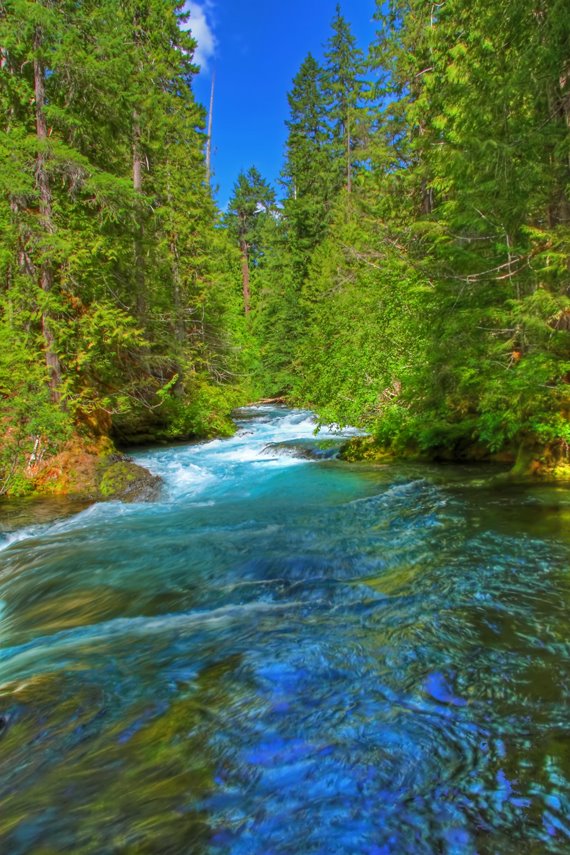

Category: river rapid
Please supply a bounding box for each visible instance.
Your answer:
[0,405,568,854]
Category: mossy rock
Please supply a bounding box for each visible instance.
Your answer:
[506,443,570,482]
[29,437,163,503]
[339,436,397,463]
[98,456,162,502]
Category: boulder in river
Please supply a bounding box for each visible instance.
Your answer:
[97,456,162,502]
[264,438,346,460]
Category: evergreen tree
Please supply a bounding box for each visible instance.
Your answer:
[252,9,368,397]
[0,0,251,493]
[323,4,365,195]
[1,0,568,491]
[282,53,333,271]
[373,0,570,456]
[225,167,276,315]
[288,0,569,469]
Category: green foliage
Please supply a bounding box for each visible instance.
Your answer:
[253,249,302,394]
[282,53,336,273]
[225,167,276,259]
[251,0,569,468]
[157,376,241,440]
[0,315,71,495]
[252,7,371,394]
[323,4,366,191]
[0,0,252,493]
[1,0,568,493]
[98,461,141,499]
[292,197,432,434]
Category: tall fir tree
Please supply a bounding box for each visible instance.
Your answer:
[282,53,334,274]
[225,167,276,316]
[323,4,365,195]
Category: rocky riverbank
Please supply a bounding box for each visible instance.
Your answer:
[27,436,162,503]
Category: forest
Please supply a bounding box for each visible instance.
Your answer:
[1,0,569,496]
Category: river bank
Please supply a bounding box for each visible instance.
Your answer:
[3,416,569,512]
[338,433,570,482]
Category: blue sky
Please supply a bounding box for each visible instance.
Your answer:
[182,1,377,208]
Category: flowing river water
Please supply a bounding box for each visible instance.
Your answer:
[0,405,569,854]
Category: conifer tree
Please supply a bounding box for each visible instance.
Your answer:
[226,167,276,315]
[323,4,365,195]
[0,0,251,491]
[282,53,333,269]
[287,0,569,466]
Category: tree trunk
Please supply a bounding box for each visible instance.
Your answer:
[240,242,251,315]
[557,60,570,223]
[34,27,62,404]
[170,238,186,344]
[421,178,434,215]
[346,116,352,194]
[206,71,215,185]
[418,118,433,215]
[132,111,146,318]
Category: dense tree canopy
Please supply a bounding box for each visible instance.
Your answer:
[0,0,568,493]
[252,0,569,472]
[0,0,251,493]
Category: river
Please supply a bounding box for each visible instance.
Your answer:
[0,405,569,853]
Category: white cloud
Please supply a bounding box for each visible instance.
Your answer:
[181,2,216,72]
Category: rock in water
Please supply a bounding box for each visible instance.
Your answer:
[97,456,162,502]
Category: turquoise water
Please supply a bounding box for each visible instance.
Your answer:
[0,405,569,853]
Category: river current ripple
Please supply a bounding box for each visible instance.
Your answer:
[0,406,569,853]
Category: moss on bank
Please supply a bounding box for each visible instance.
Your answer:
[28,437,162,502]
[508,442,570,481]
[339,436,402,464]
[339,435,570,481]
[1,385,249,499]
[97,457,162,501]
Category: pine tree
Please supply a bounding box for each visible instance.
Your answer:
[226,167,276,316]
[282,53,333,270]
[285,0,569,467]
[323,4,365,195]
[0,0,252,492]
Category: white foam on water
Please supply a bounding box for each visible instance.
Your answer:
[158,462,215,498]
[252,456,306,469]
[135,407,365,499]
[1,407,364,550]
[208,445,272,464]
[0,528,39,553]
